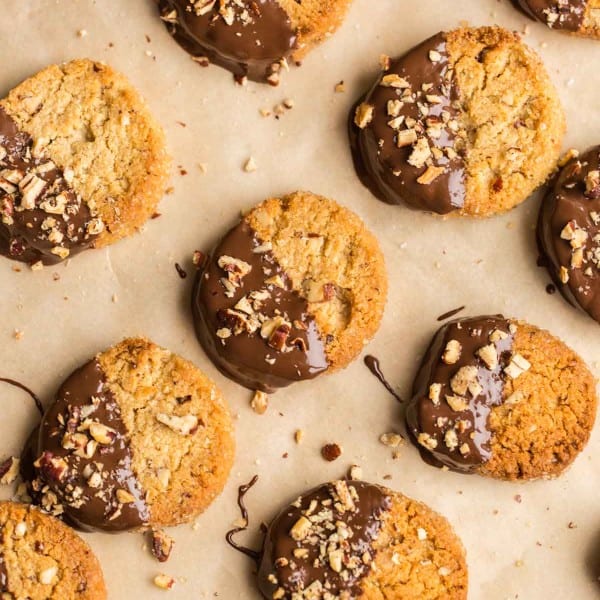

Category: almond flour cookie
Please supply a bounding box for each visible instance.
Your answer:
[258,480,468,599]
[349,27,565,217]
[30,338,234,532]
[513,0,600,39]
[406,316,597,480]
[158,0,351,84]
[0,501,106,599]
[537,146,600,323]
[192,191,387,392]
[0,59,170,266]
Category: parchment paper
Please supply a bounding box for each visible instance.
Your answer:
[0,1,599,598]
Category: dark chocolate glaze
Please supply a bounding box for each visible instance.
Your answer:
[158,0,297,82]
[258,481,391,599]
[0,107,99,266]
[513,0,587,32]
[225,474,261,562]
[363,355,404,404]
[35,359,149,532]
[0,377,43,415]
[537,146,600,324]
[406,316,515,473]
[349,33,466,215]
[192,221,328,393]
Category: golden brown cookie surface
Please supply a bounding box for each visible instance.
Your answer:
[32,338,234,531]
[350,27,565,217]
[0,59,170,266]
[192,191,387,392]
[0,502,106,600]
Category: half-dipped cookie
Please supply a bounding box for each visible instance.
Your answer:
[538,146,600,323]
[0,59,170,267]
[512,1,600,40]
[192,191,387,392]
[30,338,234,531]
[158,0,352,84]
[406,316,597,480]
[349,27,565,217]
[0,501,106,599]
[258,480,468,599]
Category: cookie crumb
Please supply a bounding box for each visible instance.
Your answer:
[250,390,268,415]
[321,443,342,462]
[243,157,257,173]
[151,529,175,563]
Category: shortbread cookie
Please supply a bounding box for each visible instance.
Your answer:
[0,501,106,599]
[258,480,468,599]
[349,27,565,216]
[406,316,597,480]
[31,338,234,531]
[192,191,387,392]
[513,0,600,39]
[537,146,600,323]
[0,59,170,266]
[158,0,351,83]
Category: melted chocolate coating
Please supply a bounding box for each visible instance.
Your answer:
[513,0,587,31]
[35,359,148,532]
[0,107,99,265]
[159,0,297,82]
[192,221,328,392]
[258,481,391,598]
[406,316,515,473]
[537,146,600,323]
[349,32,465,215]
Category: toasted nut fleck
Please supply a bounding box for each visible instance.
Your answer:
[354,102,374,129]
[444,429,459,451]
[290,516,311,541]
[417,527,428,540]
[417,432,438,450]
[243,157,257,173]
[380,74,410,88]
[442,340,462,364]
[251,390,268,415]
[428,383,442,405]
[294,429,303,444]
[559,266,569,284]
[334,480,356,511]
[116,489,136,504]
[489,329,508,343]
[348,464,363,480]
[476,344,498,370]
[156,413,199,435]
[151,529,175,563]
[14,521,27,538]
[417,165,445,185]
[0,456,20,485]
[379,432,404,448]
[39,566,57,585]
[329,548,344,573]
[153,573,175,590]
[450,366,478,396]
[446,395,469,412]
[89,423,117,445]
[504,353,531,379]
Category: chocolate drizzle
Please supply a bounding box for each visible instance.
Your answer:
[225,474,261,562]
[0,107,100,266]
[159,0,297,83]
[513,0,587,32]
[192,221,328,392]
[538,146,600,324]
[258,481,391,599]
[406,316,515,472]
[0,377,43,415]
[437,305,466,322]
[363,356,403,404]
[349,33,466,215]
[34,359,149,532]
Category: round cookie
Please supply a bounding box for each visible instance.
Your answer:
[349,26,565,217]
[0,59,170,266]
[30,337,234,531]
[258,480,468,599]
[406,316,597,480]
[537,146,600,323]
[512,0,600,40]
[158,0,351,83]
[191,191,387,392]
[0,501,106,599]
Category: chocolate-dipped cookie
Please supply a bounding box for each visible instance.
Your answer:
[0,59,170,267]
[406,316,597,480]
[512,0,600,39]
[0,502,106,599]
[191,191,387,392]
[349,27,565,217]
[537,146,600,323]
[158,0,351,84]
[257,480,468,599]
[30,338,234,532]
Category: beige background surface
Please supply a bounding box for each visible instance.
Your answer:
[0,0,598,598]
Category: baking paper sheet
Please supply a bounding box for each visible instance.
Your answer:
[0,1,599,598]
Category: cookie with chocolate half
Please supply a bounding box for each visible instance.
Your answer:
[30,338,234,532]
[349,26,565,217]
[406,316,597,480]
[513,0,600,39]
[158,0,351,84]
[191,191,387,392]
[0,502,106,599]
[537,146,600,323]
[0,59,170,267]
[258,480,468,599]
